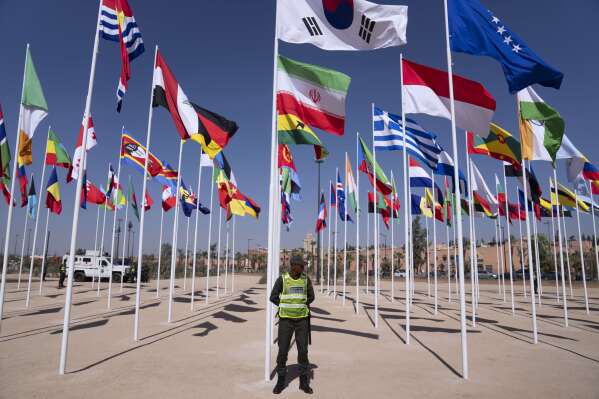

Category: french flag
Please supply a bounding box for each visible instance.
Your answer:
[402,58,496,137]
[583,162,599,181]
[409,158,432,188]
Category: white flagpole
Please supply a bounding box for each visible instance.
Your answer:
[553,174,568,327]
[549,189,559,303]
[333,168,339,300]
[205,174,214,304]
[224,220,230,294]
[216,206,222,297]
[38,206,51,295]
[25,128,51,307]
[503,168,515,315]
[496,189,506,302]
[183,216,190,291]
[399,60,410,342]
[453,211,458,299]
[532,216,542,305]
[0,44,31,330]
[391,170,395,303]
[167,139,184,324]
[574,189,590,314]
[121,177,130,294]
[342,163,348,305]
[521,160,538,343]
[355,132,360,312]
[58,0,103,373]
[433,172,438,315]
[562,207,573,298]
[588,180,599,281]
[327,180,332,294]
[92,205,100,288]
[371,104,380,328]
[466,158,476,325]
[156,206,164,298]
[107,131,124,309]
[425,215,430,298]
[494,218,501,296]
[231,216,236,294]
[134,46,159,340]
[17,211,30,290]
[265,5,280,379]
[190,148,204,310]
[516,187,527,297]
[443,0,469,376]
[320,228,324,293]
[366,200,370,294]
[97,167,109,298]
[446,221,451,302]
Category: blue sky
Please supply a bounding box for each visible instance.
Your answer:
[0,0,597,257]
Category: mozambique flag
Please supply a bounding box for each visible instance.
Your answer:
[45,167,61,214]
[467,123,521,166]
[358,136,392,195]
[45,129,71,169]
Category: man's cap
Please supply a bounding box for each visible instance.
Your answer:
[290,255,305,267]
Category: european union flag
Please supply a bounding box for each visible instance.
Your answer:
[448,0,563,93]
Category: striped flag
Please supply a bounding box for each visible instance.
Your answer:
[68,116,98,182]
[99,0,145,112]
[345,153,358,214]
[358,135,392,195]
[0,105,11,205]
[155,162,178,191]
[45,167,62,215]
[315,192,327,233]
[27,176,37,219]
[336,170,351,222]
[45,130,71,169]
[120,132,164,177]
[409,157,432,188]
[471,162,498,216]
[373,106,441,170]
[161,185,176,212]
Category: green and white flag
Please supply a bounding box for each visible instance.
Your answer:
[345,152,357,213]
[518,86,564,163]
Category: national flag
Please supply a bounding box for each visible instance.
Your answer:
[409,157,432,188]
[152,50,238,158]
[330,181,336,207]
[411,193,433,219]
[448,0,563,93]
[316,191,327,233]
[45,167,62,215]
[105,164,116,201]
[45,129,71,169]
[27,176,37,219]
[18,48,48,168]
[470,162,498,216]
[402,58,496,136]
[367,191,391,228]
[277,55,351,140]
[82,178,106,208]
[390,176,400,218]
[280,167,302,202]
[155,162,178,191]
[467,123,521,167]
[281,190,293,228]
[276,0,408,51]
[358,136,392,195]
[278,144,297,172]
[591,180,599,196]
[179,179,197,217]
[143,190,153,212]
[99,0,145,111]
[68,116,98,182]
[215,169,260,219]
[503,162,522,177]
[0,105,12,205]
[345,153,358,213]
[425,187,444,222]
[582,162,599,182]
[495,174,506,203]
[336,170,351,222]
[556,182,589,212]
[314,145,329,162]
[161,185,176,212]
[213,151,232,182]
[17,166,28,207]
[373,106,441,170]
[120,133,164,177]
[435,150,467,194]
[518,86,565,163]
[444,177,452,226]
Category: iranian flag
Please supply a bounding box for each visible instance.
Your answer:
[277,55,351,142]
[518,86,565,162]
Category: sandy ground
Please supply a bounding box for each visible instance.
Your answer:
[0,273,598,399]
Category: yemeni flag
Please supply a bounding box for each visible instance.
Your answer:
[518,86,565,163]
[18,47,48,168]
[467,123,521,167]
[0,104,12,205]
[152,50,238,158]
[358,136,392,195]
[402,58,496,137]
[45,167,62,214]
[345,153,358,214]
[161,185,176,212]
[277,55,351,143]
[45,129,71,169]
[315,192,327,233]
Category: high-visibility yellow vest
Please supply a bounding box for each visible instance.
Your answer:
[278,272,309,319]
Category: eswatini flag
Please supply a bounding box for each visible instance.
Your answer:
[277,55,351,144]
[402,58,496,137]
[315,192,327,233]
[152,50,238,158]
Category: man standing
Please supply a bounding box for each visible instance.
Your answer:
[58,259,66,289]
[270,255,315,395]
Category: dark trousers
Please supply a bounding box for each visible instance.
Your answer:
[276,317,310,377]
[58,272,66,288]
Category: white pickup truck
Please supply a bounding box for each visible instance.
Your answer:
[62,250,130,282]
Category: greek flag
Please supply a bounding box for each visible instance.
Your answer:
[372,106,441,170]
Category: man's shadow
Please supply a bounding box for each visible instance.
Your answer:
[270,364,319,387]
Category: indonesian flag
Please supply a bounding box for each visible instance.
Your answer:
[152,50,238,158]
[161,185,176,212]
[68,116,98,182]
[315,192,327,233]
[402,58,496,137]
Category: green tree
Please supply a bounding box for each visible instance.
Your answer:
[411,217,427,272]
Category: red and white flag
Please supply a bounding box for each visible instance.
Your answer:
[402,58,496,137]
[143,190,153,211]
[315,192,327,233]
[68,116,98,182]
[161,185,176,212]
[81,179,106,206]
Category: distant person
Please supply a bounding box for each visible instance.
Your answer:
[269,255,315,395]
[58,261,66,289]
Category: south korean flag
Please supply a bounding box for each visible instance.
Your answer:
[277,0,408,51]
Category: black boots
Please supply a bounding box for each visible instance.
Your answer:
[299,375,313,394]
[272,375,286,395]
